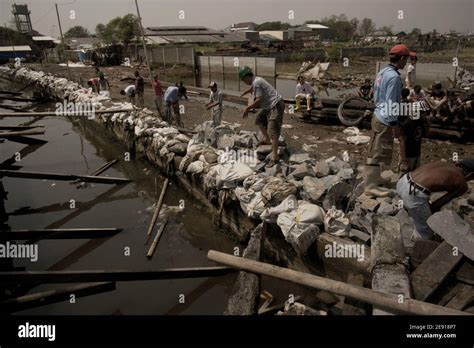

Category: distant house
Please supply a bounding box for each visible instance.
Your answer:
[229,22,258,32]
[259,30,288,41]
[144,26,248,44]
[0,45,32,62]
[288,24,331,41]
[32,36,60,49]
[64,37,101,50]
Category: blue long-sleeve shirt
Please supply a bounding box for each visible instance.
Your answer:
[373,64,401,126]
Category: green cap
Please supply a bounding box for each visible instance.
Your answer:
[239,66,253,80]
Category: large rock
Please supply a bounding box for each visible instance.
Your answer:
[168,142,188,156]
[289,152,311,164]
[357,193,380,212]
[290,162,315,180]
[303,176,337,203]
[325,156,350,174]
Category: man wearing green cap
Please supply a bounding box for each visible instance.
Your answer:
[239,66,285,166]
[396,159,474,240]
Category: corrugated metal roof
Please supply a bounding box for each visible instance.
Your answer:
[0,45,32,52]
[306,24,329,29]
[145,26,223,36]
[32,36,56,41]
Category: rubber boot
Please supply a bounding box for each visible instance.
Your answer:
[295,98,301,111]
[306,95,312,111]
[363,165,391,198]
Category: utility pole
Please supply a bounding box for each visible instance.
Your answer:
[134,0,161,114]
[55,3,72,81]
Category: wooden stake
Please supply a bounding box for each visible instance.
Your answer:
[147,220,168,259]
[0,267,235,284]
[0,169,131,184]
[0,130,45,138]
[91,159,119,176]
[207,250,469,316]
[145,178,169,242]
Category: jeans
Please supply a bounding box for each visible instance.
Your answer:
[396,174,434,239]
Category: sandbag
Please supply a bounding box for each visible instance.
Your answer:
[261,177,298,206]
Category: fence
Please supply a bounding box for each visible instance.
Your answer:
[197,55,276,92]
[136,46,195,67]
[340,47,386,58]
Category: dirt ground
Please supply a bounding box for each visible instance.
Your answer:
[26,63,474,171]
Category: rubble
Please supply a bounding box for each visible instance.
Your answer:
[314,160,330,178]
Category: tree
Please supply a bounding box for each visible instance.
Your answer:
[379,25,394,36]
[64,25,90,38]
[409,28,422,36]
[256,21,293,31]
[95,14,139,46]
[315,14,358,42]
[360,18,376,36]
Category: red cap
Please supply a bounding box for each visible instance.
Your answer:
[389,44,416,57]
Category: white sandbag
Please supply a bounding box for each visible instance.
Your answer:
[186,161,205,175]
[346,135,370,145]
[342,126,360,135]
[234,187,265,219]
[261,195,298,223]
[215,162,254,189]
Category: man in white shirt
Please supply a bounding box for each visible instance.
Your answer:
[120,85,136,105]
[295,75,316,111]
[405,54,417,89]
[408,85,427,102]
[206,82,224,127]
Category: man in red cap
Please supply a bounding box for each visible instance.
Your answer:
[364,44,416,197]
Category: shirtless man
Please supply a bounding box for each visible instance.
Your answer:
[397,160,474,240]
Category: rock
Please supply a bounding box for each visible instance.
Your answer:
[217,134,235,149]
[335,168,354,181]
[381,170,399,185]
[264,164,283,177]
[452,198,471,214]
[168,142,188,156]
[303,176,337,203]
[323,181,352,211]
[324,207,350,236]
[396,209,417,248]
[376,200,399,215]
[314,160,330,177]
[289,152,311,164]
[349,228,371,244]
[357,193,380,212]
[427,210,474,260]
[290,163,315,180]
[256,145,272,156]
[325,156,350,174]
[203,151,218,164]
[467,193,474,206]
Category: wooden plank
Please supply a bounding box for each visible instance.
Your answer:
[0,125,43,131]
[0,130,45,138]
[0,282,116,312]
[411,239,440,268]
[0,267,236,284]
[145,178,169,242]
[456,260,474,285]
[0,169,131,184]
[410,241,463,301]
[0,228,122,240]
[207,250,468,315]
[90,159,119,176]
[446,284,473,311]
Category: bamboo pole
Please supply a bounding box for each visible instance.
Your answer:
[207,250,469,316]
[147,220,168,259]
[0,169,131,184]
[145,178,169,243]
[91,159,119,176]
[0,267,236,284]
[0,108,134,117]
[0,282,116,312]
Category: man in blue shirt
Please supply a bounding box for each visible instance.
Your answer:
[164,85,184,127]
[364,44,416,197]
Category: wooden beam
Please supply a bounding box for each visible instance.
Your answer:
[410,241,463,301]
[0,282,116,312]
[456,260,474,285]
[0,228,122,240]
[0,126,43,131]
[0,170,131,184]
[90,159,119,176]
[446,284,473,311]
[207,250,468,316]
[145,178,169,242]
[0,130,45,138]
[0,109,134,117]
[0,267,236,284]
[147,220,168,259]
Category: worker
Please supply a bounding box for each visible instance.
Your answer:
[164,85,184,127]
[120,85,136,105]
[405,54,417,89]
[396,160,474,240]
[364,44,416,197]
[178,81,188,100]
[295,75,316,111]
[152,74,163,117]
[98,72,110,97]
[239,66,285,167]
[205,81,223,127]
[87,77,100,94]
[134,70,145,108]
[407,85,427,102]
[358,78,374,101]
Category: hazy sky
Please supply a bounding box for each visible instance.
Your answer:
[1,0,473,37]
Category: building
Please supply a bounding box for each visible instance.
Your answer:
[144,26,247,44]
[229,22,258,32]
[288,24,331,41]
[0,45,32,62]
[259,31,288,41]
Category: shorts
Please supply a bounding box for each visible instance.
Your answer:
[367,114,394,168]
[396,174,434,240]
[255,100,284,139]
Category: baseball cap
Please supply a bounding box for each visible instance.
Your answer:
[389,44,416,57]
[208,81,217,88]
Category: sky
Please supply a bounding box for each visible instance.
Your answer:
[1,0,473,38]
